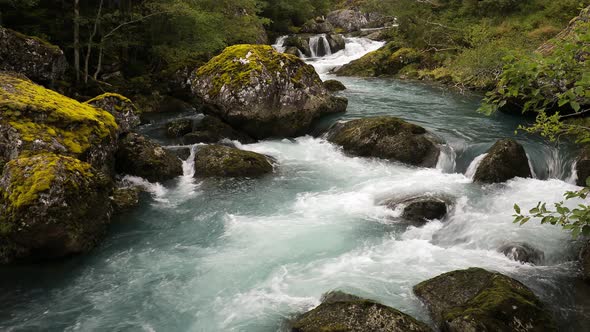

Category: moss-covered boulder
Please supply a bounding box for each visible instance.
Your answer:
[85,93,140,135]
[111,185,141,214]
[324,79,347,92]
[335,43,424,77]
[116,132,183,182]
[301,17,334,34]
[191,45,347,139]
[166,118,194,138]
[0,154,112,263]
[0,72,118,173]
[291,291,432,332]
[473,139,532,184]
[193,145,272,177]
[384,195,449,224]
[183,115,255,144]
[327,116,440,167]
[0,27,67,85]
[414,268,556,332]
[326,9,369,32]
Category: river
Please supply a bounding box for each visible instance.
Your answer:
[0,36,588,331]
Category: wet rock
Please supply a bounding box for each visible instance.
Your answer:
[499,243,545,265]
[327,9,369,32]
[0,72,118,174]
[166,118,193,138]
[116,132,183,182]
[326,34,346,53]
[291,291,432,332]
[0,27,67,85]
[183,116,255,144]
[284,47,301,57]
[193,145,272,178]
[85,93,141,135]
[385,196,449,223]
[324,79,346,92]
[111,185,141,214]
[473,139,532,184]
[580,242,590,282]
[301,17,334,34]
[327,116,440,167]
[284,36,312,57]
[0,154,112,263]
[191,45,347,139]
[336,43,424,77]
[575,146,590,186]
[414,267,556,332]
[165,146,192,160]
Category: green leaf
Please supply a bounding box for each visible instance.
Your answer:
[514,204,521,214]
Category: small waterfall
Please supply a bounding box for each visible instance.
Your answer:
[182,144,200,177]
[272,35,288,53]
[436,145,457,173]
[309,34,332,58]
[567,161,578,185]
[526,154,538,179]
[465,153,487,179]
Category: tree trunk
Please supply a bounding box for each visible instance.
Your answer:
[84,0,104,83]
[74,0,80,82]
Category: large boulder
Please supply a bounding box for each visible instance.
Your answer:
[0,154,112,263]
[183,115,255,144]
[0,27,67,85]
[384,196,449,223]
[283,36,312,58]
[324,79,347,92]
[327,116,440,167]
[575,146,590,186]
[499,243,545,265]
[0,72,118,174]
[116,132,183,182]
[473,139,532,184]
[301,17,334,34]
[414,268,556,332]
[193,145,272,177]
[327,10,369,32]
[85,93,141,135]
[191,45,347,139]
[291,291,432,332]
[326,34,346,54]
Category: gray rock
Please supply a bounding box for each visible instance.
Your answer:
[191,45,347,139]
[327,116,440,167]
[183,115,255,144]
[301,17,334,34]
[193,144,273,178]
[0,27,67,85]
[166,119,193,138]
[324,79,346,92]
[385,196,449,223]
[499,243,545,265]
[326,34,346,53]
[473,139,532,183]
[575,146,590,186]
[85,93,141,135]
[414,267,556,332]
[116,133,183,182]
[291,291,432,332]
[112,185,142,214]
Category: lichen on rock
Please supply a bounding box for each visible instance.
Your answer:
[0,153,112,263]
[0,72,118,171]
[85,92,140,134]
[191,44,347,138]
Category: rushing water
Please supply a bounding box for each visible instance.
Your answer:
[1,37,589,332]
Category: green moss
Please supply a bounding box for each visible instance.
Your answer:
[84,92,133,106]
[7,28,62,53]
[0,153,94,233]
[0,73,118,156]
[195,44,319,97]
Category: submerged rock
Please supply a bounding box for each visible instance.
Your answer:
[0,154,112,263]
[473,139,532,184]
[291,291,432,332]
[183,116,255,144]
[116,132,183,182]
[0,72,118,173]
[327,116,440,167]
[499,243,544,265]
[85,93,141,135]
[193,145,272,177]
[0,27,67,85]
[414,267,556,332]
[166,118,193,138]
[385,196,449,223]
[324,79,347,92]
[191,45,347,139]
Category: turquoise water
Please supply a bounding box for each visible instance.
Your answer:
[1,57,588,331]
